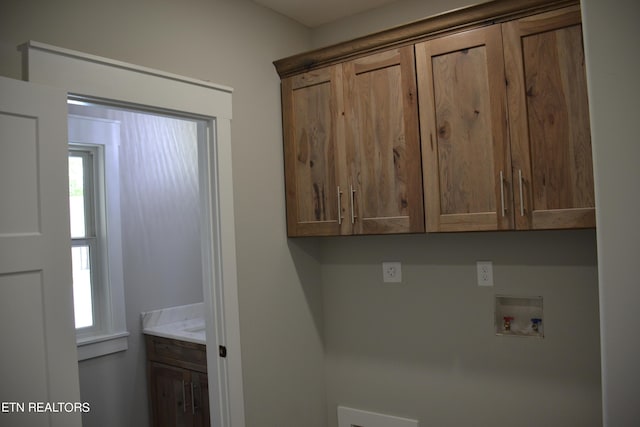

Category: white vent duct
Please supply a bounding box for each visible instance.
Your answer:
[338,406,419,427]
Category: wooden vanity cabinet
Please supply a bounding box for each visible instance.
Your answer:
[146,335,210,427]
[416,5,594,232]
[281,46,424,236]
[503,6,595,229]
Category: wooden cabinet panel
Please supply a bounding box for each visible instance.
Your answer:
[344,46,424,234]
[282,47,423,236]
[503,6,595,229]
[146,336,210,427]
[149,362,191,427]
[416,26,512,231]
[282,65,348,236]
[278,1,594,236]
[191,372,210,427]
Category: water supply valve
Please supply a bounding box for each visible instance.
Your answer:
[531,318,542,333]
[503,316,514,332]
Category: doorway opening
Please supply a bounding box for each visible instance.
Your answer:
[68,100,221,426]
[21,40,245,427]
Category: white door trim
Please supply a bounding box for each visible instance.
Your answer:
[22,41,232,118]
[21,41,245,427]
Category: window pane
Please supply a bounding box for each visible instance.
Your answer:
[69,155,86,238]
[72,245,94,328]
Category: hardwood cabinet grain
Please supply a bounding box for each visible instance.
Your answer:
[281,47,424,236]
[146,335,210,427]
[416,26,512,231]
[148,362,191,427]
[344,47,424,234]
[281,65,347,236]
[190,372,210,427]
[503,5,595,229]
[416,6,594,231]
[276,0,594,235]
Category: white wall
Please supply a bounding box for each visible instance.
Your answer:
[321,231,601,427]
[0,1,326,426]
[310,0,474,48]
[581,0,640,425]
[310,1,602,426]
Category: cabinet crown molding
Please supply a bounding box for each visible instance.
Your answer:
[273,0,578,78]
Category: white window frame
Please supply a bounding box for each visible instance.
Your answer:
[69,146,102,332]
[68,114,129,360]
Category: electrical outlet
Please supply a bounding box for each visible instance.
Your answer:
[382,262,402,283]
[477,261,493,286]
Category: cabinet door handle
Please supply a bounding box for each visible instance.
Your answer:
[195,381,202,413]
[519,169,525,217]
[499,170,506,217]
[350,184,357,224]
[191,382,196,414]
[181,380,187,413]
[337,186,343,225]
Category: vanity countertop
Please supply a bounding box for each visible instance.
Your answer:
[141,302,205,345]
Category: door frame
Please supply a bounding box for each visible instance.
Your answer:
[21,41,245,427]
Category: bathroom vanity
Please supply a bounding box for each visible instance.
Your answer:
[142,303,210,427]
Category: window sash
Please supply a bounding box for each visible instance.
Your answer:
[69,146,107,336]
[71,238,104,332]
[69,149,97,239]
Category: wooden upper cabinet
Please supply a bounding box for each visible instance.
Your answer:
[281,65,348,236]
[415,5,594,232]
[282,47,424,236]
[503,6,595,229]
[276,1,594,236]
[343,46,424,234]
[416,26,512,232]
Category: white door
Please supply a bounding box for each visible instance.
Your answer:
[0,76,82,427]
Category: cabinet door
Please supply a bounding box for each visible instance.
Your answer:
[149,362,191,427]
[416,26,512,232]
[281,65,349,236]
[503,6,595,229]
[191,372,210,427]
[343,46,424,234]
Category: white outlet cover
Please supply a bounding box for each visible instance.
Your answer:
[476,261,493,287]
[382,262,402,283]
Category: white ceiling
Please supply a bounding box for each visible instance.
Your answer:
[252,0,400,28]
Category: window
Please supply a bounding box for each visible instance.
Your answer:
[69,147,100,330]
[68,113,128,360]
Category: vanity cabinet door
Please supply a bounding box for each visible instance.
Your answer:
[281,65,350,236]
[503,6,595,229]
[191,372,210,427]
[416,25,512,232]
[149,362,192,427]
[343,46,424,234]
